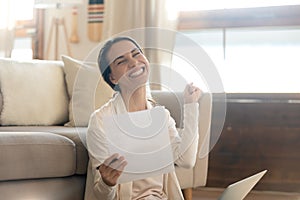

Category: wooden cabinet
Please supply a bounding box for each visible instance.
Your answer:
[206,93,300,192]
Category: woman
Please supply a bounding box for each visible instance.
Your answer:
[85,36,202,200]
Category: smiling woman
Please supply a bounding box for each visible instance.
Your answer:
[84,36,202,200]
[98,37,147,93]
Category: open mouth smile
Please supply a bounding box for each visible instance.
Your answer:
[128,66,145,78]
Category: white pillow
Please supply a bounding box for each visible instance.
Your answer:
[62,55,114,127]
[0,58,69,125]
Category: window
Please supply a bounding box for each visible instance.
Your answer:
[174,1,300,93]
[12,0,35,59]
[172,27,300,93]
[0,0,36,59]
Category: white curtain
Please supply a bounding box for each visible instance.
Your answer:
[102,0,179,90]
[0,0,15,57]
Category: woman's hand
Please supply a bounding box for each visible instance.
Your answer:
[98,153,127,187]
[184,83,202,104]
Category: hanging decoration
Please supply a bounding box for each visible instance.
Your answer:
[88,0,104,42]
[70,6,80,43]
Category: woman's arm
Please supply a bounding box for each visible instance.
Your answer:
[169,83,202,168]
[86,111,118,200]
[168,103,199,168]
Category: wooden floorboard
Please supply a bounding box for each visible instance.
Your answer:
[192,187,300,200]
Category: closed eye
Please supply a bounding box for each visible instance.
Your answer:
[117,59,126,65]
[133,51,141,57]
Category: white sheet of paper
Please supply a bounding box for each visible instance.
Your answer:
[103,106,175,183]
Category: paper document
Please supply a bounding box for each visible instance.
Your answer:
[103,106,174,183]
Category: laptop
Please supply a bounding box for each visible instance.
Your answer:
[218,170,267,200]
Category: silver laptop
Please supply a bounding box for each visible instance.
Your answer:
[218,170,267,200]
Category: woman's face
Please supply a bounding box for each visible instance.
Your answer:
[107,40,150,91]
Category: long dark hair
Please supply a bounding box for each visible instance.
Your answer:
[98,36,143,91]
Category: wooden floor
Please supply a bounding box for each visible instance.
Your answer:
[192,187,300,200]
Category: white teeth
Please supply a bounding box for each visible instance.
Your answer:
[129,67,144,78]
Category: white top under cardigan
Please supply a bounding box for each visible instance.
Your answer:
[84,92,199,200]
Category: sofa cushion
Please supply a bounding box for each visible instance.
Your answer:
[0,58,69,126]
[0,126,88,175]
[62,55,114,127]
[0,176,85,200]
[0,132,76,181]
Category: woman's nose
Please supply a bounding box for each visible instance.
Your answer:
[128,57,137,68]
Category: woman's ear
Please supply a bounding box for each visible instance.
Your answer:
[109,74,118,84]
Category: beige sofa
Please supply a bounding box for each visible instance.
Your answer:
[0,56,212,200]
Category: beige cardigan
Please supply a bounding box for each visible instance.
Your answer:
[84,93,199,200]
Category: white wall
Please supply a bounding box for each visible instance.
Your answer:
[44,0,101,61]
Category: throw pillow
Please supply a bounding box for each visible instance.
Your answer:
[62,55,114,127]
[0,58,69,125]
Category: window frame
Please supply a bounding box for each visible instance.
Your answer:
[14,9,44,59]
[178,5,300,29]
